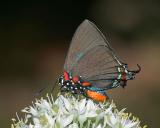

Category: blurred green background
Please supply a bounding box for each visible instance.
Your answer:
[0,0,160,127]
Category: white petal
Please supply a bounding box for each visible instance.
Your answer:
[97,124,102,128]
[124,121,138,128]
[78,115,87,128]
[28,124,34,128]
[60,96,72,112]
[86,100,96,112]
[78,99,86,113]
[62,115,74,127]
[68,123,79,128]
[85,111,97,118]
[29,107,38,116]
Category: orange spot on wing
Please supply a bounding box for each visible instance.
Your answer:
[86,90,107,102]
[82,82,91,86]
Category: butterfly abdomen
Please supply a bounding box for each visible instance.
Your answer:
[86,90,107,102]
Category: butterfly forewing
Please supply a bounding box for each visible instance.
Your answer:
[64,19,123,88]
[64,20,116,71]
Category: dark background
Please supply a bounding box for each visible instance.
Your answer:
[0,0,160,127]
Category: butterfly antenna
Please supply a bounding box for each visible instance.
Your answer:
[35,77,59,97]
[51,79,58,93]
[35,86,47,97]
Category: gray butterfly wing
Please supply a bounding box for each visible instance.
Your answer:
[64,20,110,71]
[72,45,122,88]
[64,19,123,88]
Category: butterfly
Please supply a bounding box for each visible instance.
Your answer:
[58,19,141,102]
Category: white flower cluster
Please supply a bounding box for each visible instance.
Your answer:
[11,94,146,128]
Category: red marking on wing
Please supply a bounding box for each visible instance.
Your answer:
[64,71,69,81]
[72,76,79,83]
[122,72,126,81]
[82,82,91,86]
[86,90,107,102]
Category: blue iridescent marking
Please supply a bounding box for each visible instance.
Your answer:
[87,86,106,91]
[71,52,84,69]
[76,53,83,61]
[87,86,108,96]
[112,80,119,88]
